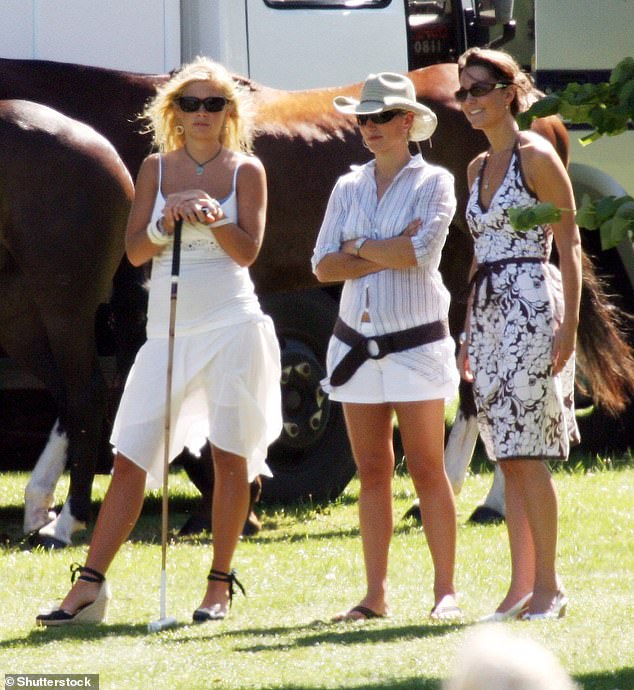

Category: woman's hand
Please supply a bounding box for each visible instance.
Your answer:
[340,218,421,256]
[400,218,422,237]
[162,190,225,229]
[340,239,359,255]
[457,342,474,382]
[552,321,577,375]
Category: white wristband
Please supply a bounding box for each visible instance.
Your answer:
[146,219,171,246]
[209,217,233,228]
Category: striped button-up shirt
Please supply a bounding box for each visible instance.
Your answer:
[312,154,458,389]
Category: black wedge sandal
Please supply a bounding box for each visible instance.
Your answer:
[36,563,112,626]
[192,568,246,623]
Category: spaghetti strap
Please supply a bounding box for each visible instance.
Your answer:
[158,153,165,198]
[231,163,240,191]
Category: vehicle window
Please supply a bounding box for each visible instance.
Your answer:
[408,1,449,12]
[264,1,391,8]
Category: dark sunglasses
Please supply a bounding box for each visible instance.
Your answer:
[356,110,404,126]
[454,81,512,102]
[177,96,228,112]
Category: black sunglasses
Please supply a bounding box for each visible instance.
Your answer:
[454,81,512,102]
[177,96,228,113]
[356,110,404,126]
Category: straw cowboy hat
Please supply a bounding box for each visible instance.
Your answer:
[334,72,437,142]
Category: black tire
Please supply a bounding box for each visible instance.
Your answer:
[260,288,356,504]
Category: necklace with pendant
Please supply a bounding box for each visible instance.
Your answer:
[184,145,222,175]
[482,148,511,190]
[482,138,517,190]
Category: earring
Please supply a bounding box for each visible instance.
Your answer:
[175,124,185,135]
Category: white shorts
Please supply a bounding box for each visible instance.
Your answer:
[328,324,459,404]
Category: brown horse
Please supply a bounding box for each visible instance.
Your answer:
[0,99,133,545]
[1,59,632,538]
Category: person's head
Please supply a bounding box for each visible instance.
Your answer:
[333,71,437,144]
[442,626,579,690]
[142,57,254,153]
[457,47,535,117]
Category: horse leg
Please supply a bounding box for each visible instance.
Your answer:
[23,419,68,533]
[0,257,71,533]
[31,313,107,548]
[468,464,506,524]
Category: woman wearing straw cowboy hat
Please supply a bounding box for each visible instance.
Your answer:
[312,72,461,621]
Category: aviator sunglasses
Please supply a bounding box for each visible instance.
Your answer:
[177,95,228,112]
[356,110,404,126]
[454,81,512,102]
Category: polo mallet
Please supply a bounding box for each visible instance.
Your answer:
[148,217,183,633]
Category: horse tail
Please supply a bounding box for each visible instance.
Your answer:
[575,252,634,415]
[531,115,634,414]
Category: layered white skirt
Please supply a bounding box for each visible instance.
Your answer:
[111,315,282,488]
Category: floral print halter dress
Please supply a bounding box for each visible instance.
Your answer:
[465,143,579,462]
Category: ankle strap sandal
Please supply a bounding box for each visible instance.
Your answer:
[207,568,246,607]
[35,564,111,627]
[70,563,106,584]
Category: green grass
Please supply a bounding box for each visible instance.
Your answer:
[1,459,633,690]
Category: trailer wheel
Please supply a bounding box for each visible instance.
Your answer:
[260,289,355,503]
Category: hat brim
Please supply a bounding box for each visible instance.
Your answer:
[333,95,437,141]
[334,94,426,114]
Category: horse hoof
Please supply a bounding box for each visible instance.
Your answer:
[241,512,261,537]
[29,533,69,550]
[402,499,421,523]
[468,505,505,525]
[23,509,57,535]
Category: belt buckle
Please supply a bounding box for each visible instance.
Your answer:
[366,338,381,358]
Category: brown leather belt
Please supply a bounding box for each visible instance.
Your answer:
[329,317,449,386]
[470,257,546,308]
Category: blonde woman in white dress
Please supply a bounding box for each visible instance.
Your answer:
[36,57,282,626]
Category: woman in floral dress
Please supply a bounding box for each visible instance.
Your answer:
[456,48,581,621]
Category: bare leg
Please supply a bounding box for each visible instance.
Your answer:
[196,444,249,615]
[56,454,147,612]
[495,459,535,611]
[336,402,395,618]
[500,459,560,614]
[396,400,457,605]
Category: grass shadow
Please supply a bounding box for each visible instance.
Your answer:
[0,622,190,647]
[574,668,634,690]
[229,621,463,653]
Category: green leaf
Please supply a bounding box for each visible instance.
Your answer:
[558,100,595,123]
[576,195,598,230]
[516,111,532,130]
[610,57,634,87]
[600,216,632,250]
[617,78,634,110]
[599,218,618,250]
[594,196,621,224]
[615,200,634,221]
[590,106,629,135]
[509,203,562,231]
[517,95,561,128]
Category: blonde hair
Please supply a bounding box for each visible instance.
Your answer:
[458,47,536,116]
[443,626,580,690]
[141,56,255,153]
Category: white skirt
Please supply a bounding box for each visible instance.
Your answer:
[111,316,282,489]
[327,323,459,404]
